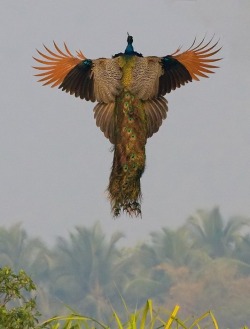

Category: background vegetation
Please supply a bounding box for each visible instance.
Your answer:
[0,207,250,328]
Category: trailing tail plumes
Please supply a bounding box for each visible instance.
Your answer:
[108,91,147,217]
[33,35,221,217]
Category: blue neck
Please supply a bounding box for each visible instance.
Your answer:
[125,43,134,55]
[111,35,142,58]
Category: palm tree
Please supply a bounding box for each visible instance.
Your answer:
[185,207,250,258]
[150,227,191,267]
[0,223,50,278]
[118,243,171,306]
[233,233,250,265]
[50,222,126,321]
[121,227,195,306]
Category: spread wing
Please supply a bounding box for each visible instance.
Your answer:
[33,42,87,88]
[33,42,122,103]
[127,38,220,138]
[158,37,221,95]
[33,38,221,142]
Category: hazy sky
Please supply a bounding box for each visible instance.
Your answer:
[0,0,249,245]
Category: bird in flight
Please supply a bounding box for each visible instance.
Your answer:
[33,34,221,217]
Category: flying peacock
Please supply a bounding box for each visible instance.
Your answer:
[33,34,221,217]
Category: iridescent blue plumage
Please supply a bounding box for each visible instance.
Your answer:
[124,35,135,55]
[114,34,142,58]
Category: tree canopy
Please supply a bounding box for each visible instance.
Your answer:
[0,207,250,328]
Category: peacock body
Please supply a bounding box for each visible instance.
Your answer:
[33,35,221,217]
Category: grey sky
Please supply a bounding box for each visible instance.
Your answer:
[0,0,249,245]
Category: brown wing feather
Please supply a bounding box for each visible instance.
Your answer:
[33,42,86,87]
[92,58,122,103]
[158,38,221,96]
[93,102,116,143]
[171,37,222,81]
[130,57,162,100]
[144,96,168,138]
[33,43,122,103]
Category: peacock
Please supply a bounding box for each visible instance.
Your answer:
[33,34,221,217]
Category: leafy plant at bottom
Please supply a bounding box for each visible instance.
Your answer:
[0,266,40,329]
[39,300,224,329]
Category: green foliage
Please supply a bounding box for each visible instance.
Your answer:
[50,223,125,321]
[0,266,40,329]
[185,207,250,258]
[111,299,159,329]
[0,207,250,327]
[40,314,106,329]
[0,267,249,329]
[39,300,221,329]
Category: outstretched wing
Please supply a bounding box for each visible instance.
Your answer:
[33,43,86,86]
[158,38,221,95]
[126,38,220,138]
[33,42,122,103]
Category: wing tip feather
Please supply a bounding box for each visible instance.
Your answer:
[172,36,222,81]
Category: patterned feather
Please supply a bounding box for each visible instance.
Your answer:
[33,35,221,217]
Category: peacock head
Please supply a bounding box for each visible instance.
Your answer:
[127,34,133,45]
[113,34,142,58]
[124,33,142,57]
[125,33,134,55]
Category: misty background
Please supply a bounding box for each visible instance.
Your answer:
[0,0,249,245]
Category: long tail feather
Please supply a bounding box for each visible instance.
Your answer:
[108,91,147,217]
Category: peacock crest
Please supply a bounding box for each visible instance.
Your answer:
[33,34,221,217]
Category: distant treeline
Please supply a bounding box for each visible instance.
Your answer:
[0,207,250,328]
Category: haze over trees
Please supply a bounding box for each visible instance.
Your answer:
[0,207,250,328]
